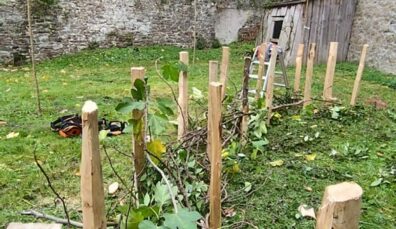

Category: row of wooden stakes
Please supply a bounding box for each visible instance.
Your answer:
[79,44,366,228]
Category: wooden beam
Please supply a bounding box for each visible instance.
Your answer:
[81,101,106,229]
[316,182,363,229]
[294,44,305,93]
[177,51,189,140]
[265,45,278,125]
[208,82,223,229]
[220,47,230,100]
[131,67,146,190]
[267,0,307,8]
[303,43,316,107]
[350,44,369,106]
[255,43,267,100]
[323,42,338,101]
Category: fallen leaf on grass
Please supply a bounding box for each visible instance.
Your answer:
[305,153,317,161]
[224,207,236,217]
[6,88,11,92]
[370,178,383,187]
[6,132,19,139]
[298,204,316,219]
[304,186,313,192]
[244,182,252,192]
[108,182,119,194]
[0,121,7,126]
[269,160,284,167]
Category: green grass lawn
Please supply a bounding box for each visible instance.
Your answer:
[0,43,395,228]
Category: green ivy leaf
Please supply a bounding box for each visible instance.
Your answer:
[154,182,170,207]
[156,98,174,116]
[116,101,146,113]
[132,79,146,101]
[139,220,165,229]
[161,63,179,82]
[163,208,202,229]
[252,139,269,151]
[148,113,168,136]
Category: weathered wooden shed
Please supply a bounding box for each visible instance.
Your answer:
[256,0,358,65]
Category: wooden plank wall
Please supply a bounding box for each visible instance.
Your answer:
[258,0,357,65]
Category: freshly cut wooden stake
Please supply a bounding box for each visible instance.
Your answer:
[220,46,230,100]
[323,42,338,101]
[207,60,219,161]
[350,44,369,106]
[303,43,316,107]
[178,51,189,140]
[255,43,267,100]
[294,44,305,93]
[316,182,363,229]
[265,45,278,125]
[208,82,223,229]
[241,57,252,143]
[81,101,106,229]
[131,67,146,190]
[209,60,219,83]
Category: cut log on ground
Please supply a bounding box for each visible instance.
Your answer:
[316,182,363,229]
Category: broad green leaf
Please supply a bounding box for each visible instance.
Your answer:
[162,63,179,82]
[163,208,202,229]
[123,210,145,229]
[154,183,170,207]
[148,113,168,136]
[269,160,284,167]
[259,121,267,134]
[370,178,383,187]
[147,139,166,164]
[143,193,151,206]
[131,79,146,101]
[252,139,269,151]
[116,101,146,113]
[139,220,165,229]
[156,98,174,116]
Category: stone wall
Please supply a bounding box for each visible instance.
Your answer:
[348,0,396,74]
[0,0,219,65]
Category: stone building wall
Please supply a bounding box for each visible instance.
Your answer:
[348,0,396,74]
[0,0,218,65]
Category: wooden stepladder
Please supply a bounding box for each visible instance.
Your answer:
[248,44,290,97]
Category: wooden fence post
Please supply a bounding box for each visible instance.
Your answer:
[241,57,252,143]
[220,47,230,100]
[316,182,363,229]
[323,42,338,101]
[255,43,267,100]
[303,43,316,107]
[131,67,146,190]
[178,51,189,140]
[294,44,305,93]
[350,44,369,106]
[209,82,223,229]
[209,60,219,83]
[81,101,106,229]
[265,45,278,125]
